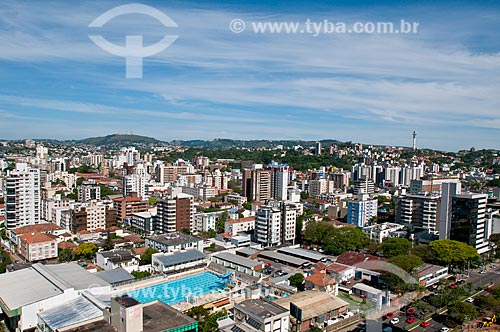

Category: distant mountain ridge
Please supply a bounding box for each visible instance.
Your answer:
[77,134,162,146]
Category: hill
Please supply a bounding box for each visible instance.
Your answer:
[78,134,163,146]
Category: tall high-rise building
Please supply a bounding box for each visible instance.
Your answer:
[242,168,271,202]
[255,203,296,247]
[123,174,149,199]
[439,182,490,254]
[353,178,375,194]
[346,194,378,227]
[157,193,195,233]
[396,193,440,232]
[78,183,101,202]
[268,163,289,201]
[5,163,41,229]
[315,141,322,155]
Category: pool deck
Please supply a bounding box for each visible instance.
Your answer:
[112,267,248,311]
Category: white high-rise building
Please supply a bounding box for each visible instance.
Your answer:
[5,163,41,229]
[255,203,296,247]
[123,174,149,199]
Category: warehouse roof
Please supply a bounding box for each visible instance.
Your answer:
[154,250,207,267]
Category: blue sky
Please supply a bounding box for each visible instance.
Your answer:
[0,0,499,151]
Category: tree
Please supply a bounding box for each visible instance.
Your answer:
[131,270,151,279]
[58,248,75,262]
[289,273,305,290]
[411,244,436,263]
[242,202,252,210]
[381,238,412,258]
[216,211,229,233]
[0,247,11,274]
[447,301,478,324]
[429,239,479,268]
[140,248,159,265]
[102,234,114,251]
[473,295,500,313]
[76,177,85,186]
[148,196,158,206]
[74,243,98,259]
[390,254,424,273]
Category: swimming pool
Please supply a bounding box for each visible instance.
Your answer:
[122,272,229,305]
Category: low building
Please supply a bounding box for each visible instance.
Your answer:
[225,216,255,235]
[231,299,290,332]
[146,232,204,253]
[304,270,337,294]
[225,193,248,208]
[415,263,448,286]
[211,252,264,277]
[152,250,208,274]
[323,263,355,282]
[216,233,252,247]
[362,222,407,243]
[96,249,140,272]
[273,291,349,332]
[18,232,58,262]
[113,196,149,221]
[258,250,309,268]
[193,211,221,233]
[130,211,156,234]
[351,283,390,308]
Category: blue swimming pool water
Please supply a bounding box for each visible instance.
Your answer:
[123,272,229,305]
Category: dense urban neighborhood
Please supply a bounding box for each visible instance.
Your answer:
[0,135,500,332]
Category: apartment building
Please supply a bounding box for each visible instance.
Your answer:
[157,193,195,233]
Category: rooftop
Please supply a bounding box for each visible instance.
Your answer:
[147,232,202,247]
[352,282,383,295]
[273,291,349,321]
[32,262,110,291]
[235,299,289,320]
[99,249,136,263]
[415,263,448,279]
[213,252,263,270]
[154,250,207,267]
[38,296,103,331]
[259,251,308,266]
[12,223,63,234]
[305,271,335,287]
[19,231,56,244]
[142,301,197,332]
[95,268,134,285]
[115,295,141,308]
[277,247,326,261]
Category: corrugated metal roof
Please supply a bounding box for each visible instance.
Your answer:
[95,268,134,284]
[259,251,308,266]
[155,250,207,267]
[39,296,103,330]
[277,247,326,261]
[213,252,262,269]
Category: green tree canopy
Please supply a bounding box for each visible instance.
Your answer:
[140,248,159,265]
[304,221,371,255]
[429,239,479,267]
[74,243,98,259]
[390,254,424,273]
[380,238,412,258]
[289,273,305,290]
[447,301,478,324]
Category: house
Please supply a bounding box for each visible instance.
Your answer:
[17,232,58,262]
[351,283,390,308]
[216,232,252,247]
[96,249,140,272]
[146,232,204,253]
[273,291,350,332]
[304,270,338,294]
[324,263,355,282]
[224,216,255,235]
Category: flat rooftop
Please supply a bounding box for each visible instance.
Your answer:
[235,299,288,320]
[63,320,115,332]
[273,291,349,321]
[143,301,197,332]
[277,247,326,262]
[147,232,202,246]
[154,250,207,267]
[259,251,308,266]
[213,252,262,270]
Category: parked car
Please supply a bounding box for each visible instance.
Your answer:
[385,312,394,320]
[465,297,474,303]
[420,321,431,327]
[390,317,400,325]
[406,308,416,316]
[265,263,272,268]
[440,328,450,332]
[449,283,458,288]
[406,316,416,324]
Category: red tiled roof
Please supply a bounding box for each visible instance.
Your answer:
[113,196,143,202]
[58,241,78,250]
[13,223,63,235]
[227,216,255,224]
[19,232,55,244]
[326,263,351,273]
[305,271,335,287]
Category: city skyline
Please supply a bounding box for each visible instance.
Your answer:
[0,0,499,151]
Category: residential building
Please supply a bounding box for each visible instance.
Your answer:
[77,183,101,202]
[145,232,204,253]
[113,196,149,221]
[71,200,109,233]
[18,232,58,262]
[157,193,195,233]
[362,222,406,243]
[123,174,149,199]
[193,211,220,233]
[305,270,337,294]
[5,163,41,229]
[224,193,248,208]
[255,203,296,247]
[409,177,460,194]
[439,182,491,254]
[396,193,441,231]
[353,178,375,195]
[346,194,378,227]
[130,211,156,234]
[225,216,255,235]
[269,162,290,201]
[242,168,271,202]
[96,249,140,272]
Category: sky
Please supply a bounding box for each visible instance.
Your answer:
[0,0,499,151]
